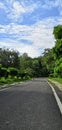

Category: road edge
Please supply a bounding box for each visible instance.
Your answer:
[47,81,62,115]
[0,81,26,91]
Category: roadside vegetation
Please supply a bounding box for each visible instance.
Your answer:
[0,25,62,85]
[48,78,62,84]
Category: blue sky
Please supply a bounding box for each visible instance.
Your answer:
[0,0,62,57]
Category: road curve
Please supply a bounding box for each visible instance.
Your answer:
[0,78,62,130]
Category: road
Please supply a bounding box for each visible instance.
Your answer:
[0,78,62,130]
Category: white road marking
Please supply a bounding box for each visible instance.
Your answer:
[47,81,62,115]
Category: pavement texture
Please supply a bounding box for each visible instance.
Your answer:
[0,78,62,130]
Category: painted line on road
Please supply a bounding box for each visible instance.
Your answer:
[47,81,62,115]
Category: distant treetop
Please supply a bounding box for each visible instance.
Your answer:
[53,25,62,40]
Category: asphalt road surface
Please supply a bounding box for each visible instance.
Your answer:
[0,78,62,130]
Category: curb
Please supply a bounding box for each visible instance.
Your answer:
[47,81,62,115]
[0,80,32,91]
[0,82,23,91]
[48,79,62,91]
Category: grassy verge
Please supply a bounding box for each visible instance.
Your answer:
[48,77,62,84]
[0,76,32,85]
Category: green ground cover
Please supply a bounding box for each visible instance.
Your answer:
[0,76,32,85]
[49,77,62,84]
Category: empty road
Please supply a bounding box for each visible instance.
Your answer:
[0,78,62,130]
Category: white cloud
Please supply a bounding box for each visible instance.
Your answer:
[7,0,37,21]
[0,40,40,58]
[41,0,62,9]
[13,1,25,13]
[0,24,11,33]
[55,0,62,16]
[0,17,62,57]
[0,23,54,51]
[12,1,25,15]
[7,0,14,3]
[0,2,7,10]
[55,0,62,7]
[0,1,37,22]
[37,0,62,16]
[18,44,40,57]
[0,0,62,57]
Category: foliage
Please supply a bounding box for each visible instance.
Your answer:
[53,39,62,59]
[54,58,62,77]
[53,25,62,78]
[0,48,20,68]
[49,77,62,84]
[53,25,62,39]
[0,67,7,77]
[7,67,18,77]
[42,49,55,75]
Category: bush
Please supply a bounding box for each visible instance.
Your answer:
[18,71,26,79]
[6,78,13,83]
[0,67,7,77]
[0,77,7,84]
[49,73,54,77]
[7,67,18,76]
[0,64,2,68]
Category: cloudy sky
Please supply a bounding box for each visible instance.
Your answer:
[0,0,62,57]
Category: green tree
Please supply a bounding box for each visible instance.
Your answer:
[7,67,18,77]
[53,39,62,59]
[42,49,55,76]
[53,25,62,77]
[0,48,20,69]
[54,58,62,77]
[53,25,62,39]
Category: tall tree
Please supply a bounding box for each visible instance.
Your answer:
[53,39,62,59]
[53,25,62,77]
[0,48,20,68]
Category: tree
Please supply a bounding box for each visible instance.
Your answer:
[54,58,62,77]
[20,53,32,70]
[53,39,62,59]
[7,67,18,77]
[42,49,55,75]
[53,25,62,39]
[0,48,20,69]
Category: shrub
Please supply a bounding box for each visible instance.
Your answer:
[0,77,7,84]
[7,67,18,76]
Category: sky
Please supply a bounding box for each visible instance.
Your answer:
[0,0,62,57]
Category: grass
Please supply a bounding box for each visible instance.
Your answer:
[0,77,20,85]
[48,77,62,84]
[0,76,32,85]
[0,76,32,90]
